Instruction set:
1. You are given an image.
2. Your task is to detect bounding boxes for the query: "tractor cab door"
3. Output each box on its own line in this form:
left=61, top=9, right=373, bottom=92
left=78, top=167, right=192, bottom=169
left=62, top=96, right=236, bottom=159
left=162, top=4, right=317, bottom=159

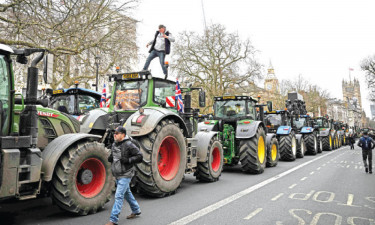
left=0, top=54, right=11, bottom=136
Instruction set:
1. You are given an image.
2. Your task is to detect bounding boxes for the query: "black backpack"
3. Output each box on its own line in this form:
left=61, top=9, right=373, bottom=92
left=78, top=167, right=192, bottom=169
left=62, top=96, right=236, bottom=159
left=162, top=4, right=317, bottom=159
left=362, top=137, right=372, bottom=150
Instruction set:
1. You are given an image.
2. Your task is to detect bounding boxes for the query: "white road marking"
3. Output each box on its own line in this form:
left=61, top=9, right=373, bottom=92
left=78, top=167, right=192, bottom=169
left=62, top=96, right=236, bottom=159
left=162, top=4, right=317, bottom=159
left=289, top=184, right=297, bottom=189
left=300, top=177, right=307, bottom=181
left=168, top=151, right=336, bottom=225
left=346, top=165, right=350, bottom=168
left=317, top=167, right=321, bottom=170
left=271, top=193, right=284, bottom=201
left=310, top=171, right=315, bottom=175
left=243, top=208, right=263, bottom=220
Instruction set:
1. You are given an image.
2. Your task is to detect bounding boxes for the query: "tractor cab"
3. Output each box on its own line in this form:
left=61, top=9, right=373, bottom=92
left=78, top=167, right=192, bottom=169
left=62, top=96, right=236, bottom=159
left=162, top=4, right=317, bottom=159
left=213, top=96, right=257, bottom=122
left=264, top=110, right=291, bottom=133
left=48, top=82, right=101, bottom=118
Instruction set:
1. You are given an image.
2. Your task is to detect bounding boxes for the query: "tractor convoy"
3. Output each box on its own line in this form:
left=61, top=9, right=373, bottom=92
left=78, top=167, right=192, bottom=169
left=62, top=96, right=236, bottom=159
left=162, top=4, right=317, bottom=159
left=0, top=43, right=353, bottom=216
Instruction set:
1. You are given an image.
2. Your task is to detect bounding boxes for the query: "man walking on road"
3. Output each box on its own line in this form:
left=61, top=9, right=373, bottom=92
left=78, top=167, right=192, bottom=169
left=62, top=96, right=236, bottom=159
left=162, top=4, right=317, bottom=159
left=357, top=131, right=374, bottom=174
left=106, top=126, right=143, bottom=225
left=142, top=24, right=175, bottom=78
left=349, top=134, right=355, bottom=150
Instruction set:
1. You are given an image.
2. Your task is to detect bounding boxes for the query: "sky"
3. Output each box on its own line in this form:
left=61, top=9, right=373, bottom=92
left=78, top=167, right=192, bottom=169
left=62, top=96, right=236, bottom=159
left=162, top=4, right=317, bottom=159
left=132, top=0, right=375, bottom=116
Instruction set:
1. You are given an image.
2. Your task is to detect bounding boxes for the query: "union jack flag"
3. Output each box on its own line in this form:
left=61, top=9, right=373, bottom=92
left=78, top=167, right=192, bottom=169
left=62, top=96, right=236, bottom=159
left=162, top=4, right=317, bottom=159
left=175, top=79, right=184, bottom=112
left=100, top=84, right=107, bottom=108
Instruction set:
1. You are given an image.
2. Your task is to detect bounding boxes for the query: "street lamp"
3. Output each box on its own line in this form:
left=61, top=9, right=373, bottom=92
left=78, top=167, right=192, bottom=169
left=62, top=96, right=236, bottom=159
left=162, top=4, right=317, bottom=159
left=95, top=56, right=101, bottom=91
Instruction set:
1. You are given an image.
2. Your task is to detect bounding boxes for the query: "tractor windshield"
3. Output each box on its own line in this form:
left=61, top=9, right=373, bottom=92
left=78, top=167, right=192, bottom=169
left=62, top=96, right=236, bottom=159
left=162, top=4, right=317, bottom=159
left=315, top=119, right=329, bottom=128
left=214, top=100, right=246, bottom=119
left=0, top=55, right=10, bottom=135
left=114, top=80, right=148, bottom=111
left=294, top=118, right=306, bottom=129
left=51, top=95, right=75, bottom=114
left=154, top=80, right=175, bottom=106
left=265, top=114, right=282, bottom=128
left=78, top=95, right=100, bottom=114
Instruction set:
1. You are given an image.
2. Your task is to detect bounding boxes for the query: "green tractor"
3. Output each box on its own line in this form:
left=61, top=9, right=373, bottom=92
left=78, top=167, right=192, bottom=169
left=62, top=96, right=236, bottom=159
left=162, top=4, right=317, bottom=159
left=314, top=116, right=334, bottom=151
left=198, top=95, right=279, bottom=174
left=87, top=71, right=224, bottom=197
left=0, top=44, right=113, bottom=215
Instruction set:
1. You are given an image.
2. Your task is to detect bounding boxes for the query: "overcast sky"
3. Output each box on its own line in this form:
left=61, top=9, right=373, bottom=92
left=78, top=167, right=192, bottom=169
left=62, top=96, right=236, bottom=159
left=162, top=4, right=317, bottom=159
left=133, top=0, right=375, bottom=116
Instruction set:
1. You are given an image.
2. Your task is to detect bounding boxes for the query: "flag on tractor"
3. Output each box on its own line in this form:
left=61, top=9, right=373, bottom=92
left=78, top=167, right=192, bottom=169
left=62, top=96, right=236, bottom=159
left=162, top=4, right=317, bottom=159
left=100, top=84, right=107, bottom=108
left=175, top=79, right=184, bottom=112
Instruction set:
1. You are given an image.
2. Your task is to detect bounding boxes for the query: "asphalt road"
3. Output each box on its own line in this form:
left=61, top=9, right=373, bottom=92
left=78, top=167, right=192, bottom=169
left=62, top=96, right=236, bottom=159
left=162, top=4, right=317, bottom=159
left=1, top=144, right=374, bottom=225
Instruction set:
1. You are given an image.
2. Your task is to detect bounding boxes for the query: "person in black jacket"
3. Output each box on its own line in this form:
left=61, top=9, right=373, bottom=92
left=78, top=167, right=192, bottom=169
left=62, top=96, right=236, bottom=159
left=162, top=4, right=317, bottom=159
left=106, top=126, right=143, bottom=225
left=357, top=131, right=375, bottom=174
left=142, top=24, right=175, bottom=78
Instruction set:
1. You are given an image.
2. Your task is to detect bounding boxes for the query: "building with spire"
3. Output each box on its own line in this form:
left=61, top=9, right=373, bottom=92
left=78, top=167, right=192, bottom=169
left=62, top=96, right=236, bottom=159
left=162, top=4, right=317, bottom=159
left=264, top=61, right=280, bottom=94
left=342, top=78, right=362, bottom=110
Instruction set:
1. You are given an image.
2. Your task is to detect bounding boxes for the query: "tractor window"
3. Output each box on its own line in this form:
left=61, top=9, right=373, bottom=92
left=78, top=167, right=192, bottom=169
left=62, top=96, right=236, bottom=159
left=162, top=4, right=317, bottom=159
left=154, top=80, right=175, bottom=106
left=214, top=100, right=246, bottom=119
left=51, top=95, right=75, bottom=114
left=294, top=117, right=306, bottom=129
left=78, top=95, right=100, bottom=115
left=0, top=55, right=10, bottom=135
left=265, top=114, right=282, bottom=127
left=247, top=101, right=256, bottom=120
left=114, top=80, right=148, bottom=111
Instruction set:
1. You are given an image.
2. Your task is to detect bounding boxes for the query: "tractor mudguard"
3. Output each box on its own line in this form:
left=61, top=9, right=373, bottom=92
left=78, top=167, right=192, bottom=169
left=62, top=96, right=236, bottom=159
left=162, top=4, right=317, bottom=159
left=41, top=133, right=102, bottom=181
left=300, top=127, right=314, bottom=134
left=295, top=133, right=303, bottom=146
left=236, top=121, right=263, bottom=139
left=80, top=108, right=108, bottom=133
left=266, top=133, right=277, bottom=147
left=319, top=129, right=330, bottom=137
left=276, top=126, right=292, bottom=135
left=197, top=120, right=218, bottom=132
left=124, top=107, right=188, bottom=137
left=194, top=131, right=219, bottom=162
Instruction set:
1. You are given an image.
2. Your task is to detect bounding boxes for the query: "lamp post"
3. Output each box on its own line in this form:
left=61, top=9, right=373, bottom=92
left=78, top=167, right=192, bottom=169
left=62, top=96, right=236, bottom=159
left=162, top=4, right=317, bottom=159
left=95, top=56, right=101, bottom=91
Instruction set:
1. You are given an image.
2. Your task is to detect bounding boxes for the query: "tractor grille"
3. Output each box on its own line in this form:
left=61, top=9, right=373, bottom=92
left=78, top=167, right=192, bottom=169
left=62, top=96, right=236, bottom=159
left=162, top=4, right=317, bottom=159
left=39, top=118, right=56, bottom=138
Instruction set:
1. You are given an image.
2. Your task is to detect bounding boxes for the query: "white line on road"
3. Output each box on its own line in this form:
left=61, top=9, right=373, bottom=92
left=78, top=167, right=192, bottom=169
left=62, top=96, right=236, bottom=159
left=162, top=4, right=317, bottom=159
left=168, top=151, right=336, bottom=225
left=271, top=193, right=284, bottom=201
left=317, top=167, right=321, bottom=170
left=289, top=184, right=297, bottom=189
left=243, top=208, right=263, bottom=220
left=300, top=177, right=307, bottom=181
left=310, top=171, right=315, bottom=175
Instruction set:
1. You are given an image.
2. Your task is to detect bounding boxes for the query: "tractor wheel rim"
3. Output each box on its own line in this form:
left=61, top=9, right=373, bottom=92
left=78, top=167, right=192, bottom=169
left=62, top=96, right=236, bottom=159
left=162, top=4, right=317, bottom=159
left=157, top=136, right=180, bottom=181
left=301, top=141, right=305, bottom=155
left=329, top=136, right=332, bottom=147
left=314, top=136, right=317, bottom=150
left=292, top=137, right=297, bottom=156
left=271, top=143, right=277, bottom=161
left=76, top=158, right=106, bottom=198
left=258, top=136, right=265, bottom=164
left=211, top=147, right=221, bottom=172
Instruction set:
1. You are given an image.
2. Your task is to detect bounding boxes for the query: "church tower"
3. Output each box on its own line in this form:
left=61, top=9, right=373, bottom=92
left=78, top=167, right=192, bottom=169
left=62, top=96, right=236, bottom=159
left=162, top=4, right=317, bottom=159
left=264, top=61, right=280, bottom=93
left=342, top=78, right=362, bottom=110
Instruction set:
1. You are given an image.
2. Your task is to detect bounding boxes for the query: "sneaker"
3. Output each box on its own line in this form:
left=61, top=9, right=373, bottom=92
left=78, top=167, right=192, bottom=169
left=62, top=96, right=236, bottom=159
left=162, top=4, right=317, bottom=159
left=127, top=212, right=141, bottom=219
left=365, top=168, right=369, bottom=173
left=370, top=171, right=373, bottom=174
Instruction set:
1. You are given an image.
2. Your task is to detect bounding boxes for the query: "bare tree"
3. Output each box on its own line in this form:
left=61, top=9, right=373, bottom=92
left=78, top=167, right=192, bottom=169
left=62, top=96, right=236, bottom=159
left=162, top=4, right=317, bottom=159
left=360, top=55, right=375, bottom=102
left=0, top=0, right=138, bottom=89
left=171, top=23, right=262, bottom=112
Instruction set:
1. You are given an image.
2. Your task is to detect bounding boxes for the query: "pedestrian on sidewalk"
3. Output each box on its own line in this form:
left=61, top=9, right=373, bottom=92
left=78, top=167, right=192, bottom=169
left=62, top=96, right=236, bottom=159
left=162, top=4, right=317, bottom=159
left=357, top=131, right=375, bottom=174
left=106, top=126, right=143, bottom=225
left=142, top=24, right=175, bottom=78
left=349, top=134, right=355, bottom=150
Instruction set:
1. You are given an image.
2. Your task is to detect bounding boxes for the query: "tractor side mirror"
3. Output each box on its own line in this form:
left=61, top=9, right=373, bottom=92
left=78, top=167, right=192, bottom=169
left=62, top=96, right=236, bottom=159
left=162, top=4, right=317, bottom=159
left=267, top=101, right=273, bottom=112
left=199, top=91, right=206, bottom=108
left=43, top=54, right=54, bottom=84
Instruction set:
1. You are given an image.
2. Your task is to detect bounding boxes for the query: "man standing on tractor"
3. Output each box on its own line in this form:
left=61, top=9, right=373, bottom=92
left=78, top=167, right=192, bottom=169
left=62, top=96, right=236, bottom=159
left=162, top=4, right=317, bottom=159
left=106, top=126, right=143, bottom=225
left=143, top=24, right=175, bottom=78
left=357, top=131, right=375, bottom=174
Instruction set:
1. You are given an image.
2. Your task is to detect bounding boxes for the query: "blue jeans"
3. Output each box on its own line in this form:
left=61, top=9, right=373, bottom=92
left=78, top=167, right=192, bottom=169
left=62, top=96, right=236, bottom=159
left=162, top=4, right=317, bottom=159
left=110, top=177, right=141, bottom=224
left=143, top=50, right=167, bottom=75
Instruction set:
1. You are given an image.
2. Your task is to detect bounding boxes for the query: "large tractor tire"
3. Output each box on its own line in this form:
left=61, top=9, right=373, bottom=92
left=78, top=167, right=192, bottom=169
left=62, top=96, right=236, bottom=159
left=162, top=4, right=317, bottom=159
left=279, top=132, right=297, bottom=161
left=296, top=137, right=306, bottom=158
left=51, top=141, right=114, bottom=215
left=304, top=133, right=317, bottom=155
left=135, top=119, right=186, bottom=197
left=322, top=135, right=332, bottom=151
left=239, top=126, right=267, bottom=174
left=195, top=136, right=224, bottom=182
left=317, top=137, right=323, bottom=153
left=266, top=137, right=279, bottom=167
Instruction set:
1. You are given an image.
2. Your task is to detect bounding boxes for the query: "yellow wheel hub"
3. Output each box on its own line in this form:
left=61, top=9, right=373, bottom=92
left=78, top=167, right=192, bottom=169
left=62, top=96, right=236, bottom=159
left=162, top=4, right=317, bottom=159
left=271, top=144, right=277, bottom=161
left=258, top=136, right=265, bottom=164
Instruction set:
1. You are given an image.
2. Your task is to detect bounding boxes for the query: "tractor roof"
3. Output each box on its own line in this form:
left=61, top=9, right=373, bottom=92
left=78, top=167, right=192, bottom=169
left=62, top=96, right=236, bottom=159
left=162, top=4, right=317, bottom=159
left=51, top=87, right=101, bottom=99
left=214, top=96, right=258, bottom=102
left=109, top=70, right=175, bottom=83
left=0, top=44, right=14, bottom=54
